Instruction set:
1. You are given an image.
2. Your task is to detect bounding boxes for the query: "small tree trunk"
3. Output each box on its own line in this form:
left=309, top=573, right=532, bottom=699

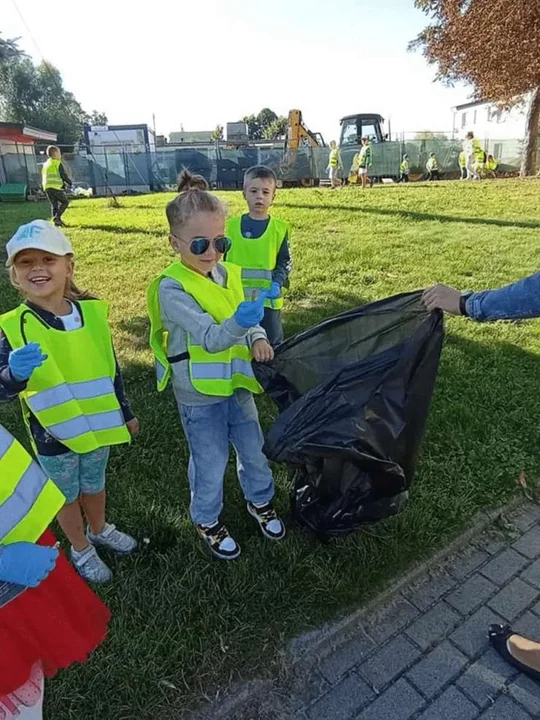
left=521, top=86, right=540, bottom=177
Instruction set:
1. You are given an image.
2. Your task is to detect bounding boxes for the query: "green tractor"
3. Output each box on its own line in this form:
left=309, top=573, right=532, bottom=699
left=339, top=113, right=401, bottom=183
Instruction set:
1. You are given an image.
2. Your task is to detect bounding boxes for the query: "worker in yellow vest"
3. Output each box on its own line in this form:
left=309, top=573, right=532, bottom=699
left=458, top=150, right=468, bottom=180
left=147, top=170, right=285, bottom=561
left=0, top=220, right=139, bottom=585
left=485, top=153, right=499, bottom=178
left=327, top=140, right=343, bottom=188
left=226, top=165, right=291, bottom=346
left=0, top=423, right=111, bottom=720
left=41, top=146, right=72, bottom=228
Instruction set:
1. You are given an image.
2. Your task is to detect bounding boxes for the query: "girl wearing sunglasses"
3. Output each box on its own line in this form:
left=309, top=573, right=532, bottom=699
left=147, top=170, right=285, bottom=560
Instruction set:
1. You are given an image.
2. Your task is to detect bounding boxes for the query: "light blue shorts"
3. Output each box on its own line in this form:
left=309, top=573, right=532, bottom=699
left=38, top=447, right=110, bottom=504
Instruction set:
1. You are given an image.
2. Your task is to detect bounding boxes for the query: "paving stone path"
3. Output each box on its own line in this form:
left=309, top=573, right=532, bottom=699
left=293, top=504, right=540, bottom=720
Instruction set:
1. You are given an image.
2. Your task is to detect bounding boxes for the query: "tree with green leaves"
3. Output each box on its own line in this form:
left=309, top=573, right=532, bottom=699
left=264, top=116, right=288, bottom=140
left=210, top=124, right=224, bottom=141
left=412, top=0, right=540, bottom=175
left=242, top=108, right=287, bottom=140
left=0, top=43, right=106, bottom=146
left=88, top=110, right=108, bottom=126
left=0, top=33, right=24, bottom=62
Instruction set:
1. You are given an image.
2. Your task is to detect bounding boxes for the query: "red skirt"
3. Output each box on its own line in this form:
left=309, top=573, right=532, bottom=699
left=0, top=530, right=111, bottom=696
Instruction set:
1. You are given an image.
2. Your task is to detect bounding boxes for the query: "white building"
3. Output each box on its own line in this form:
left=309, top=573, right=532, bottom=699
left=83, top=124, right=156, bottom=153
left=169, top=130, right=213, bottom=144
left=451, top=95, right=535, bottom=166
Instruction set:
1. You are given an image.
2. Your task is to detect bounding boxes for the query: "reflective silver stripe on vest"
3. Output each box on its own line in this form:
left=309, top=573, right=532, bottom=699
left=242, top=269, right=272, bottom=281
left=0, top=460, right=48, bottom=543
left=191, top=358, right=255, bottom=381
left=0, top=427, right=13, bottom=457
left=48, top=409, right=125, bottom=442
left=27, top=377, right=115, bottom=414
left=156, top=359, right=166, bottom=382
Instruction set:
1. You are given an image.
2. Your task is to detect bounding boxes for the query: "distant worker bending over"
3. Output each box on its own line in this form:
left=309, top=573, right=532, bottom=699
left=327, top=141, right=343, bottom=189
left=42, top=145, right=72, bottom=228
left=426, top=152, right=440, bottom=181
left=485, top=153, right=499, bottom=179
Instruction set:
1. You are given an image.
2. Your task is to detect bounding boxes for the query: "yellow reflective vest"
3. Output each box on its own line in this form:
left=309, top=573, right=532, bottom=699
left=0, top=424, right=64, bottom=545
left=147, top=261, right=262, bottom=396
left=329, top=148, right=341, bottom=168
left=0, top=301, right=130, bottom=454
left=226, top=216, right=289, bottom=310
left=42, top=158, right=63, bottom=191
left=485, top=157, right=499, bottom=171
left=458, top=151, right=467, bottom=168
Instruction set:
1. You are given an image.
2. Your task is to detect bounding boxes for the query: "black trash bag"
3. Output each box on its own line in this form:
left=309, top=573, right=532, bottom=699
left=254, top=291, right=444, bottom=539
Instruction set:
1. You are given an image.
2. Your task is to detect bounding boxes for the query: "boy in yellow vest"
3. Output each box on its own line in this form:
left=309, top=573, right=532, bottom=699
left=226, top=166, right=291, bottom=346
left=42, top=146, right=72, bottom=228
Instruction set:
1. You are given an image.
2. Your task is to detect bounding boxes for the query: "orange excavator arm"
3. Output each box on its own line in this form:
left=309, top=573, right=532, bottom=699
left=286, top=109, right=326, bottom=150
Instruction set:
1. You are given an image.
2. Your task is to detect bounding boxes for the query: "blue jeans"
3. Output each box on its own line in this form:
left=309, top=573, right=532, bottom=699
left=179, top=392, right=275, bottom=526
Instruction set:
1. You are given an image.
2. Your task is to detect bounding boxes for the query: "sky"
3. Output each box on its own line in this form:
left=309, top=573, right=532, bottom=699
left=3, top=0, right=470, bottom=142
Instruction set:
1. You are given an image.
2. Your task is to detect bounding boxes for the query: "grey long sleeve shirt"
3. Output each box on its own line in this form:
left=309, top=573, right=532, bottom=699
left=158, top=264, right=267, bottom=406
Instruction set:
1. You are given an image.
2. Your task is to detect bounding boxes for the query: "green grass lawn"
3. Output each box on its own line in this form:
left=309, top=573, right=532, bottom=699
left=1, top=179, right=540, bottom=719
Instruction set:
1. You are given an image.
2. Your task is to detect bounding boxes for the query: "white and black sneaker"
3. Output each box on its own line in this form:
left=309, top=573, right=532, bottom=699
left=247, top=502, right=286, bottom=541
left=196, top=522, right=241, bottom=560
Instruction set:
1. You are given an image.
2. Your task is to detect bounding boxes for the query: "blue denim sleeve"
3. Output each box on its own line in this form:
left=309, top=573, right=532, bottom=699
left=465, top=272, right=540, bottom=321
left=272, top=235, right=292, bottom=288
left=0, top=333, right=28, bottom=401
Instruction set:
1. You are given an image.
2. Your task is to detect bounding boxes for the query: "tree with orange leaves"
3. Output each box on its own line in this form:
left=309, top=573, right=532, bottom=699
left=411, top=1, right=540, bottom=176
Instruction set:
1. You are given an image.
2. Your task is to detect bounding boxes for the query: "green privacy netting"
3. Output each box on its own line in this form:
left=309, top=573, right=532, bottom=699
left=0, top=137, right=532, bottom=195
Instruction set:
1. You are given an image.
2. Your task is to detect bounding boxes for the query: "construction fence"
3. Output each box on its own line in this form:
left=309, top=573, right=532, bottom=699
left=0, top=137, right=535, bottom=196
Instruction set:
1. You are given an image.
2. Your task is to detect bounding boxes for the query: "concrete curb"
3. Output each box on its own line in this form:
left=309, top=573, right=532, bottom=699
left=192, top=495, right=527, bottom=720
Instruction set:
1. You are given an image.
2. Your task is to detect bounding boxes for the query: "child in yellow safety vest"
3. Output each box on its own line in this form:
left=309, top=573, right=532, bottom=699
left=225, top=165, right=291, bottom=346
left=0, top=220, right=138, bottom=585
left=357, top=137, right=373, bottom=189
left=426, top=153, right=440, bottom=181
left=458, top=151, right=468, bottom=180
left=147, top=170, right=286, bottom=561
left=327, top=140, right=343, bottom=188
left=0, top=424, right=110, bottom=720
left=485, top=154, right=499, bottom=178
left=399, top=154, right=410, bottom=183
left=41, top=145, right=72, bottom=228
left=348, top=151, right=361, bottom=184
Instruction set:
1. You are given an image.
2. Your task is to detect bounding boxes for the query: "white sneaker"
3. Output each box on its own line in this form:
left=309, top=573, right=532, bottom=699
left=87, top=522, right=137, bottom=554
left=71, top=544, right=112, bottom=584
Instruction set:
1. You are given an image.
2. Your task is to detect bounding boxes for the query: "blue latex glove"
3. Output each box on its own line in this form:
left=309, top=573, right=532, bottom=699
left=267, top=281, right=282, bottom=300
left=234, top=291, right=267, bottom=329
left=0, top=542, right=59, bottom=588
left=8, top=343, right=47, bottom=381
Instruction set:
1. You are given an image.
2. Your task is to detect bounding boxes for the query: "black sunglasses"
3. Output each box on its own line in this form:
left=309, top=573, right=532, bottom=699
left=183, top=235, right=231, bottom=256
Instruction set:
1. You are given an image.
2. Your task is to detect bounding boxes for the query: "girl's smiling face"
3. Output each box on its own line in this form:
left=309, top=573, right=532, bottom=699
left=12, top=249, right=73, bottom=301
